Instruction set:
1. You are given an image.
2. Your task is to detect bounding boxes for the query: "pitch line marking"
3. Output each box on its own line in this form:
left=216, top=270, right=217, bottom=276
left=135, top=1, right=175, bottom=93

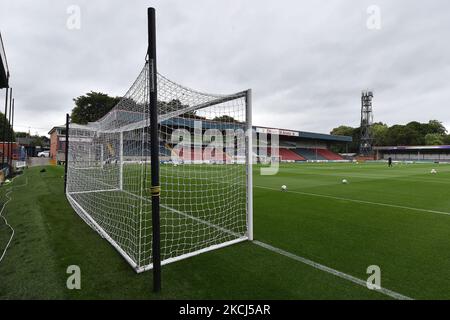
left=255, top=185, right=450, bottom=217
left=253, top=240, right=412, bottom=300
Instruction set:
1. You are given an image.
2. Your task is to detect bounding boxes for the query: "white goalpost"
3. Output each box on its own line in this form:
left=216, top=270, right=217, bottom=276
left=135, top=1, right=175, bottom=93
left=65, top=9, right=252, bottom=280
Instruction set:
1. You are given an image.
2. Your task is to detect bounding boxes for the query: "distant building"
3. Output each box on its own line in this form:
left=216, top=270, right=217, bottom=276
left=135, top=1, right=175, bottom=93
left=16, top=136, right=50, bottom=157
left=48, top=125, right=66, bottom=164
left=375, top=145, right=450, bottom=162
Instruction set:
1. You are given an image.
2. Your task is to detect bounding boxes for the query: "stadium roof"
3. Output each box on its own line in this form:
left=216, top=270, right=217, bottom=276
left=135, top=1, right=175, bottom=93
left=374, top=145, right=450, bottom=151
left=50, top=121, right=353, bottom=143
left=254, top=126, right=352, bottom=142
left=0, top=32, right=9, bottom=88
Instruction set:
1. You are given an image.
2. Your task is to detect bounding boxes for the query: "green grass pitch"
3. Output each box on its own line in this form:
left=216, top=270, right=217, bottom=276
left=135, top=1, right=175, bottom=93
left=1, top=162, right=450, bottom=299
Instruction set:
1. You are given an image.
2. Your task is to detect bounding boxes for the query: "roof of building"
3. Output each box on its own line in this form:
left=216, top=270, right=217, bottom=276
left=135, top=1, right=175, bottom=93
left=374, top=145, right=450, bottom=151
left=50, top=121, right=353, bottom=143
left=48, top=125, right=65, bottom=135
left=0, top=32, right=9, bottom=89
left=254, top=126, right=352, bottom=142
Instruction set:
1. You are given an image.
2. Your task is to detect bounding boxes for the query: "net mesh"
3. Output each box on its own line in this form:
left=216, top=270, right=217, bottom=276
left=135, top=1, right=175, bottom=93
left=66, top=62, right=250, bottom=271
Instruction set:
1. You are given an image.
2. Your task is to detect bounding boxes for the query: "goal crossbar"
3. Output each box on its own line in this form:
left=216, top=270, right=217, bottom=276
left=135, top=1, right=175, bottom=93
left=81, top=90, right=248, bottom=134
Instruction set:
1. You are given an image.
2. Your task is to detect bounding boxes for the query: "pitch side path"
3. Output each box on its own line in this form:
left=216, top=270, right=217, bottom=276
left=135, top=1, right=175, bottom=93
left=1, top=162, right=450, bottom=299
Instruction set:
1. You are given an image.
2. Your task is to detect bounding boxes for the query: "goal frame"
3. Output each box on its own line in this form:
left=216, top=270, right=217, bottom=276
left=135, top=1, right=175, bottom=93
left=65, top=7, right=253, bottom=293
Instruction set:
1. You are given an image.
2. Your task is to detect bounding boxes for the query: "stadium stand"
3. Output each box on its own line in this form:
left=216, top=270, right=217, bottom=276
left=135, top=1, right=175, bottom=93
left=375, top=145, right=450, bottom=162
left=316, top=148, right=344, bottom=160
left=294, top=148, right=327, bottom=160
left=172, top=147, right=231, bottom=162
left=279, top=148, right=305, bottom=161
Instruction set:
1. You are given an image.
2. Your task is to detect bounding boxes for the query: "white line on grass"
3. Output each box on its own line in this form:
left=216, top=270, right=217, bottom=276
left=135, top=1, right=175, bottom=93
left=255, top=185, right=450, bottom=217
left=253, top=240, right=412, bottom=300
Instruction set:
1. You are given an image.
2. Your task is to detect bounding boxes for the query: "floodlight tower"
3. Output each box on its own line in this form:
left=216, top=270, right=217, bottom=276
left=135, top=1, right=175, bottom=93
left=360, top=90, right=374, bottom=156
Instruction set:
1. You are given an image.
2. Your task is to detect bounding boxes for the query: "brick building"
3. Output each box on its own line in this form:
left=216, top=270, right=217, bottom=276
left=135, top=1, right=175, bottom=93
left=48, top=125, right=66, bottom=164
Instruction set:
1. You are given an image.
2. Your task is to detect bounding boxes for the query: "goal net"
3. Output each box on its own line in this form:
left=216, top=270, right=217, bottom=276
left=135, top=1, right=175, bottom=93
left=66, top=62, right=252, bottom=272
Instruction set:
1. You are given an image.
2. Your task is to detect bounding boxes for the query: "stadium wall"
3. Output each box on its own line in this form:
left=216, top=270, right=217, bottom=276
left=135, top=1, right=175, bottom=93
left=375, top=145, right=450, bottom=162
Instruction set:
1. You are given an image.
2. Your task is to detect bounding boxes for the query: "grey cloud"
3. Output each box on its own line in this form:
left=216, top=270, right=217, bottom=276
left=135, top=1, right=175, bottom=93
left=1, top=0, right=449, bottom=136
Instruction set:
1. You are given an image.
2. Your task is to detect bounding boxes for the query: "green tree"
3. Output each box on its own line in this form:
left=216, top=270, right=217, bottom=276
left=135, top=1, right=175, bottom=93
left=425, top=120, right=447, bottom=135
left=385, top=125, right=423, bottom=146
left=405, top=121, right=426, bottom=137
left=330, top=125, right=359, bottom=153
left=331, top=119, right=449, bottom=149
left=71, top=91, right=121, bottom=124
left=424, top=133, right=444, bottom=145
left=212, top=115, right=239, bottom=123
left=15, top=131, right=28, bottom=138
left=443, top=135, right=450, bottom=145
left=158, top=99, right=205, bottom=120
left=330, top=125, right=354, bottom=137
left=372, top=122, right=388, bottom=146
left=0, top=112, right=15, bottom=142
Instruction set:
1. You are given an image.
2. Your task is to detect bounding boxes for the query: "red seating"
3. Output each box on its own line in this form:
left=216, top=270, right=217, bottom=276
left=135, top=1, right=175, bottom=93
left=278, top=148, right=306, bottom=161
left=316, top=149, right=343, bottom=160
left=173, top=147, right=232, bottom=162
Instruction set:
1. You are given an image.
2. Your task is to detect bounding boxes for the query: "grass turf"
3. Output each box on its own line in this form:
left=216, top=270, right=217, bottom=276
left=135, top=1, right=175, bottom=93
left=1, top=162, right=450, bottom=299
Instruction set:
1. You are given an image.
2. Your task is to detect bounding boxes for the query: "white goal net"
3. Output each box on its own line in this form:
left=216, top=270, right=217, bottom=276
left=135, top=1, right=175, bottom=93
left=66, top=62, right=252, bottom=272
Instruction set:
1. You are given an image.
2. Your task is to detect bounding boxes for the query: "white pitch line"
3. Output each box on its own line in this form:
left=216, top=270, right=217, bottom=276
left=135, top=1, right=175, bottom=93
left=255, top=185, right=450, bottom=217
left=253, top=240, right=412, bottom=300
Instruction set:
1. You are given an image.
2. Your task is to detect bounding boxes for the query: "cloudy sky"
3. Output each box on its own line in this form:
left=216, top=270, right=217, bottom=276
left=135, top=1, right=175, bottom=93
left=1, top=0, right=450, bottom=136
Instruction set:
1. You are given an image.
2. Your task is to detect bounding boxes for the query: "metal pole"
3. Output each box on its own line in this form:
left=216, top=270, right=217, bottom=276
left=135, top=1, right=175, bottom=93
left=10, top=98, right=14, bottom=167
left=315, top=142, right=318, bottom=160
left=148, top=7, right=161, bottom=293
left=2, top=87, right=8, bottom=167
left=245, top=89, right=253, bottom=241
left=119, top=131, right=123, bottom=190
left=64, top=113, right=69, bottom=194
left=8, top=92, right=12, bottom=168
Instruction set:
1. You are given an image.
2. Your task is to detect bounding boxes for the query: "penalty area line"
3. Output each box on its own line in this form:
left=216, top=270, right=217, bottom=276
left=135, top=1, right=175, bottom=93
left=253, top=240, right=412, bottom=300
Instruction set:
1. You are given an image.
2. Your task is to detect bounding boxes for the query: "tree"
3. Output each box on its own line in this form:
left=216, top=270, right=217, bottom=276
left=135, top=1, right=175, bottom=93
left=331, top=120, right=449, bottom=150
left=15, top=131, right=29, bottom=138
left=443, top=135, right=450, bottom=145
left=330, top=125, right=359, bottom=153
left=425, top=120, right=447, bottom=135
left=330, top=125, right=354, bottom=137
left=157, top=99, right=205, bottom=120
left=372, top=122, right=388, bottom=146
left=0, top=112, right=15, bottom=142
left=384, top=125, right=423, bottom=146
left=212, top=115, right=239, bottom=123
left=71, top=91, right=121, bottom=124
left=424, top=133, right=444, bottom=145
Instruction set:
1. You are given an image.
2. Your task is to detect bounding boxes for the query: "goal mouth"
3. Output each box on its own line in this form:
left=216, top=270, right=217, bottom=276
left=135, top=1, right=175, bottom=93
left=66, top=62, right=252, bottom=272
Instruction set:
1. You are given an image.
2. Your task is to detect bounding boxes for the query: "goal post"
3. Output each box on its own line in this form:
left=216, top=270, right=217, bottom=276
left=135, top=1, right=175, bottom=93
left=147, top=6, right=161, bottom=293
left=119, top=131, right=124, bottom=190
left=245, top=89, right=253, bottom=241
left=65, top=7, right=253, bottom=291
